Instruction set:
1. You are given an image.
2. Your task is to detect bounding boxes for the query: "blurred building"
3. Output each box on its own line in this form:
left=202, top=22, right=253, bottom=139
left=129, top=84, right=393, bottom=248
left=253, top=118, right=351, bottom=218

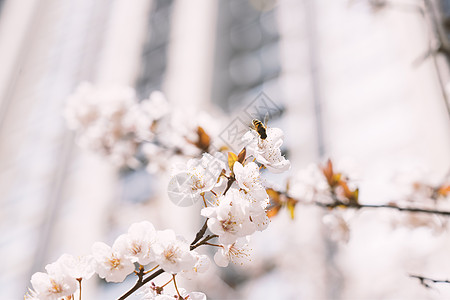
left=0, top=0, right=449, bottom=299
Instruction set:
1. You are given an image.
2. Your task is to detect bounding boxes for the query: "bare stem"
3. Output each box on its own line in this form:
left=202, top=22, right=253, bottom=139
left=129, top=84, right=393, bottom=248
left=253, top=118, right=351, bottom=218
left=77, top=279, right=82, bottom=300
left=173, top=275, right=183, bottom=299
left=410, top=274, right=450, bottom=288
left=315, top=201, right=450, bottom=216
left=223, top=176, right=235, bottom=196
left=190, top=219, right=209, bottom=247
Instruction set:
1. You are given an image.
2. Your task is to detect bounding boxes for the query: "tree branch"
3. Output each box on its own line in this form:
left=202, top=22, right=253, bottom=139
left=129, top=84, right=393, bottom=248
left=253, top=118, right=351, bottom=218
left=315, top=201, right=450, bottom=216
left=410, top=274, right=450, bottom=288
left=223, top=176, right=235, bottom=196
left=190, top=219, right=209, bottom=247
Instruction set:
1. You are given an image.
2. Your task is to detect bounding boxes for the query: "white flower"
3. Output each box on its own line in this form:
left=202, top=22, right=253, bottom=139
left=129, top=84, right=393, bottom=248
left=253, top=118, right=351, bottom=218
left=144, top=90, right=170, bottom=121
left=242, top=127, right=290, bottom=173
left=124, top=91, right=170, bottom=141
left=201, top=189, right=256, bottom=244
left=30, top=264, right=78, bottom=300
left=24, top=288, right=39, bottom=300
left=153, top=229, right=197, bottom=274
left=237, top=189, right=270, bottom=232
left=289, top=163, right=330, bottom=203
left=233, top=162, right=262, bottom=191
left=114, top=221, right=157, bottom=266
left=250, top=208, right=270, bottom=231
left=91, top=242, right=135, bottom=282
left=168, top=153, right=226, bottom=205
left=64, top=82, right=139, bottom=166
left=180, top=253, right=210, bottom=279
left=52, top=254, right=95, bottom=280
left=213, top=239, right=251, bottom=268
left=322, top=212, right=351, bottom=243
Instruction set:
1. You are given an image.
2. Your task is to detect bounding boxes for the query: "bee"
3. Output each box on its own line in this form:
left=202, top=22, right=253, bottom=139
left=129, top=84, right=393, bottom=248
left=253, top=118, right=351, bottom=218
left=251, top=114, right=269, bottom=139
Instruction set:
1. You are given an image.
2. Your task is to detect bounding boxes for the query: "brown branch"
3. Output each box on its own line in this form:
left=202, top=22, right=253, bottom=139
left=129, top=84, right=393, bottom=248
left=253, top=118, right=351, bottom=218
left=315, top=201, right=450, bottom=216
left=190, top=219, right=209, bottom=247
left=191, top=234, right=219, bottom=251
left=223, top=176, right=235, bottom=196
left=410, top=274, right=450, bottom=289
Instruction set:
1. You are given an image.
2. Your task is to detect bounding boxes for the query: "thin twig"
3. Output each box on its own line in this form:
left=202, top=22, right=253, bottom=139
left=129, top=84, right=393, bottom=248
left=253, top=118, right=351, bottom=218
left=410, top=274, right=450, bottom=288
left=223, top=176, right=235, bottom=196
left=315, top=201, right=450, bottom=216
left=190, top=219, right=208, bottom=247
left=191, top=234, right=219, bottom=250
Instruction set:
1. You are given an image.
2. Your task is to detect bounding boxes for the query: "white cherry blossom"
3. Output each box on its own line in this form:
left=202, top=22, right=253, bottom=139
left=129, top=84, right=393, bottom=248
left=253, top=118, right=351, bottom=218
left=201, top=189, right=256, bottom=244
left=24, top=288, right=39, bottom=300
left=91, top=242, right=135, bottom=283
left=153, top=229, right=197, bottom=274
left=242, top=127, right=290, bottom=173
left=168, top=152, right=226, bottom=205
left=213, top=238, right=251, bottom=268
left=114, top=221, right=157, bottom=266
left=180, top=253, right=210, bottom=279
left=30, top=264, right=78, bottom=300
left=52, top=253, right=95, bottom=280
left=289, top=163, right=330, bottom=203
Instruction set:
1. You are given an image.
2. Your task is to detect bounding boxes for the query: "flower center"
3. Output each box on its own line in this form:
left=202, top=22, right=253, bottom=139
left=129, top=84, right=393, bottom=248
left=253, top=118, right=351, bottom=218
left=108, top=256, right=121, bottom=269
left=164, top=247, right=177, bottom=263
left=131, top=242, right=142, bottom=255
left=221, top=215, right=237, bottom=233
left=49, top=279, right=62, bottom=294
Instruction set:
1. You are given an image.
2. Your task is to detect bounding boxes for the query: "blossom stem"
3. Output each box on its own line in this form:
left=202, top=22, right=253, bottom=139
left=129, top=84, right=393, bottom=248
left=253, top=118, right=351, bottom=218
left=201, top=193, right=207, bottom=207
left=410, top=274, right=450, bottom=288
left=172, top=275, right=184, bottom=300
left=143, top=265, right=159, bottom=275
left=203, top=242, right=221, bottom=247
left=191, top=234, right=218, bottom=250
left=77, top=279, right=82, bottom=300
left=161, top=277, right=174, bottom=288
left=223, top=176, right=235, bottom=196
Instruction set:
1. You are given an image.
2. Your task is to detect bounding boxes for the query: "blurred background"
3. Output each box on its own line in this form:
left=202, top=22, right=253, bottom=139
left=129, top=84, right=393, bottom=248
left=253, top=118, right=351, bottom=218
left=0, top=0, right=450, bottom=299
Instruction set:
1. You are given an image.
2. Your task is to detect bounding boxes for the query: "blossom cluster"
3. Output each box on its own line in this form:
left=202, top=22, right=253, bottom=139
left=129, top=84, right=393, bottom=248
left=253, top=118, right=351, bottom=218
left=30, top=85, right=292, bottom=299
left=168, top=125, right=291, bottom=267
left=26, top=221, right=209, bottom=300
left=65, top=83, right=223, bottom=172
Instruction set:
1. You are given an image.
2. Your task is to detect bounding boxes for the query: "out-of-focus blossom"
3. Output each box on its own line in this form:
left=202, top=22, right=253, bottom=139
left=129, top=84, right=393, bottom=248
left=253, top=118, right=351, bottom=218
left=64, top=82, right=139, bottom=166
left=91, top=242, right=135, bottom=283
left=124, top=91, right=170, bottom=141
left=322, top=212, right=351, bottom=243
left=289, top=163, right=330, bottom=203
left=242, top=127, right=290, bottom=173
left=24, top=288, right=39, bottom=300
